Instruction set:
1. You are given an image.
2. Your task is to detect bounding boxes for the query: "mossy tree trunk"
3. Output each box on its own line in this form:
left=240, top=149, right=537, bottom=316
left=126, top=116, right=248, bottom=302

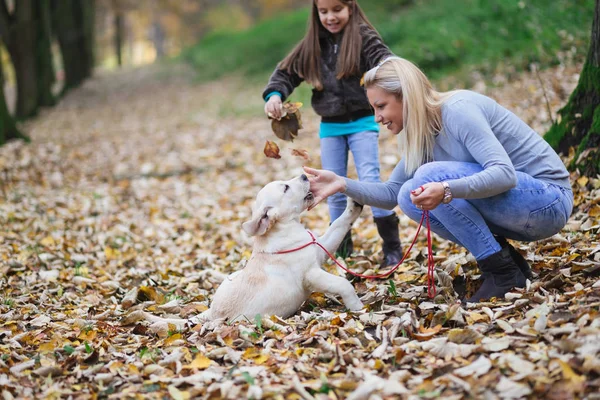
left=0, top=48, right=29, bottom=145
left=545, top=0, right=600, bottom=177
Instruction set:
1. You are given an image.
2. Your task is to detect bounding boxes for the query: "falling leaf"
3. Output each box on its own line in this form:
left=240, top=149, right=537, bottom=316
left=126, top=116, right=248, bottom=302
left=264, top=140, right=281, bottom=159
left=290, top=148, right=310, bottom=161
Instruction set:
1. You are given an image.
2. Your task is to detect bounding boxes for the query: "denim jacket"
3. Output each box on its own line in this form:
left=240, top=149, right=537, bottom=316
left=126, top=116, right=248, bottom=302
left=262, top=25, right=393, bottom=122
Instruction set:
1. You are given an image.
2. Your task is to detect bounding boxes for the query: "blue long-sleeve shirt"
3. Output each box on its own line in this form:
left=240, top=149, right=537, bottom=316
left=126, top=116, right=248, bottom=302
left=344, top=90, right=571, bottom=209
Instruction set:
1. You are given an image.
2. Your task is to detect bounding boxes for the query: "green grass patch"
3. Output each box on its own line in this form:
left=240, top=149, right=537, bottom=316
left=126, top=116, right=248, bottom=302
left=183, top=0, right=594, bottom=86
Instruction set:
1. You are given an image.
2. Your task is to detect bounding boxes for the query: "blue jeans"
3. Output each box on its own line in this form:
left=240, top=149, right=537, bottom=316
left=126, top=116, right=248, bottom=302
left=398, top=161, right=573, bottom=260
left=320, top=131, right=394, bottom=221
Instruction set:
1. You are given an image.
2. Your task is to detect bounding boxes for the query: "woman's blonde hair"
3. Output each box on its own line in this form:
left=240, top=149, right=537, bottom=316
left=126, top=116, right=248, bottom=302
left=363, top=57, right=458, bottom=175
left=279, top=0, right=379, bottom=90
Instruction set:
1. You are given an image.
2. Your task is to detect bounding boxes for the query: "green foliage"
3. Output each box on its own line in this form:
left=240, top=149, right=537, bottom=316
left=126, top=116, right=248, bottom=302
left=183, top=0, right=594, bottom=84
left=180, top=10, right=308, bottom=82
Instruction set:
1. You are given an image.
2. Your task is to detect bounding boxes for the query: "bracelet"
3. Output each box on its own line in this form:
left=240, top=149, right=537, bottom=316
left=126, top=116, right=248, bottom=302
left=441, top=181, right=453, bottom=204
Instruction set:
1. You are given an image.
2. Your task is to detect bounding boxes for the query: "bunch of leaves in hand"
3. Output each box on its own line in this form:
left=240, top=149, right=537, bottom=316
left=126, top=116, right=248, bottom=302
left=270, top=102, right=303, bottom=142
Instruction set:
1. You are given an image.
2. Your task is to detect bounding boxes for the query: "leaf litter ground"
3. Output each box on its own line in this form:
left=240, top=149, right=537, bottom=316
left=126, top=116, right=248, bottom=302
left=0, top=62, right=599, bottom=399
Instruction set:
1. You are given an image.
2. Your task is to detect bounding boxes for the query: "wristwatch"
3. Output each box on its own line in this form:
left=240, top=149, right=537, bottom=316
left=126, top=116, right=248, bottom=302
left=441, top=181, right=453, bottom=204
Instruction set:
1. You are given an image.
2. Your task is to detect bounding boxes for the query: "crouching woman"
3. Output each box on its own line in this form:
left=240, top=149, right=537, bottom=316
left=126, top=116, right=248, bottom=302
left=304, top=57, right=573, bottom=302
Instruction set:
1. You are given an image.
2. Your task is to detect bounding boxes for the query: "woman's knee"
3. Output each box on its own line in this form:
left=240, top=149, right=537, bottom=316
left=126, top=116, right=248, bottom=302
left=398, top=183, right=420, bottom=220
left=412, top=162, right=448, bottom=185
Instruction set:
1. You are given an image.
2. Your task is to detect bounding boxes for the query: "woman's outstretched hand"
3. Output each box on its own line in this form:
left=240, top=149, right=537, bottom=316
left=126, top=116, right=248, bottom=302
left=303, top=166, right=346, bottom=210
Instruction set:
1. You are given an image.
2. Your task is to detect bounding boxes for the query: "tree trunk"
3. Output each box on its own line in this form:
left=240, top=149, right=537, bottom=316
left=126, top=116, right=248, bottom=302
left=75, top=0, right=95, bottom=79
left=35, top=0, right=56, bottom=107
left=53, top=0, right=87, bottom=91
left=545, top=0, right=600, bottom=177
left=115, top=11, right=124, bottom=67
left=7, top=0, right=38, bottom=119
left=0, top=51, right=29, bottom=145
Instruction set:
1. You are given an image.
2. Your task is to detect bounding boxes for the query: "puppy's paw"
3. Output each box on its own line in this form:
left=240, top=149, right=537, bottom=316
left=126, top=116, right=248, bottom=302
left=343, top=198, right=363, bottom=221
left=346, top=298, right=364, bottom=312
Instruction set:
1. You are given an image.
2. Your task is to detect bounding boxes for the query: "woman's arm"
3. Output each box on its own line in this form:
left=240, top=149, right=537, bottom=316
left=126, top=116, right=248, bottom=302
left=443, top=100, right=517, bottom=199
left=304, top=160, right=408, bottom=210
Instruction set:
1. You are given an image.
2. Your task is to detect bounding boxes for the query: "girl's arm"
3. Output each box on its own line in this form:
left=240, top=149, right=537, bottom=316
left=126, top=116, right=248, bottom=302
left=262, top=66, right=304, bottom=102
left=443, top=101, right=517, bottom=199
left=360, top=25, right=394, bottom=70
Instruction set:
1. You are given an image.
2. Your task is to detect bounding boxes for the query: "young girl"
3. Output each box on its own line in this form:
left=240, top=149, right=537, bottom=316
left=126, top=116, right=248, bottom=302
left=263, top=0, right=402, bottom=267
left=304, top=57, right=573, bottom=302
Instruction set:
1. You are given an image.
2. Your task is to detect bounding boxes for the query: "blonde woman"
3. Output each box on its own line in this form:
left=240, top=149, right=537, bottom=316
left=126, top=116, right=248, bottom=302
left=304, top=57, right=573, bottom=302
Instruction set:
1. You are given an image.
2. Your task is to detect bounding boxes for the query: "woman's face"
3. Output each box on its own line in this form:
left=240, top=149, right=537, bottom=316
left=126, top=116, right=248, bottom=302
left=315, top=0, right=351, bottom=35
left=367, top=86, right=404, bottom=135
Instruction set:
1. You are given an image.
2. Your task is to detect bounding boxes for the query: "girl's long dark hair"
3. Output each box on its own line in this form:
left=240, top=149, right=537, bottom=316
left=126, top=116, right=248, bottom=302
left=279, top=0, right=378, bottom=90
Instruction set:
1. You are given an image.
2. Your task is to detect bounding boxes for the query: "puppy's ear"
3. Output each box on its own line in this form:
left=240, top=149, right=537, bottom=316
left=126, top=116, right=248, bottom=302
left=242, top=206, right=275, bottom=236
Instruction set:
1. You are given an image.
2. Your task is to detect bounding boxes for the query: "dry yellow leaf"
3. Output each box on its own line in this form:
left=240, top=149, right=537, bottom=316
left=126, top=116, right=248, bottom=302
left=557, top=360, right=586, bottom=385
left=104, top=246, right=120, bottom=260
left=168, top=385, right=190, bottom=400
left=40, top=236, right=55, bottom=247
left=38, top=342, right=55, bottom=353
left=184, top=354, right=212, bottom=370
left=164, top=333, right=182, bottom=346
left=78, top=330, right=97, bottom=341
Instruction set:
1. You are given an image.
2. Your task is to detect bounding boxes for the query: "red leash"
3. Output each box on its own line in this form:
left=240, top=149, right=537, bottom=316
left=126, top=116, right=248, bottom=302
left=274, top=210, right=437, bottom=298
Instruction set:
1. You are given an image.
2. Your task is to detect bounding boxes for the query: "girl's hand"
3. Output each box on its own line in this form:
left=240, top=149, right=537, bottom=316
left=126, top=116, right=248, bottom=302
left=410, top=182, right=445, bottom=211
left=303, top=166, right=346, bottom=210
left=265, top=95, right=283, bottom=120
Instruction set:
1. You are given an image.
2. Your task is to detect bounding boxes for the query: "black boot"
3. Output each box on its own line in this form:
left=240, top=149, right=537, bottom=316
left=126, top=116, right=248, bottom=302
left=494, top=235, right=535, bottom=280
left=335, top=230, right=353, bottom=259
left=374, top=214, right=403, bottom=267
left=467, top=247, right=527, bottom=302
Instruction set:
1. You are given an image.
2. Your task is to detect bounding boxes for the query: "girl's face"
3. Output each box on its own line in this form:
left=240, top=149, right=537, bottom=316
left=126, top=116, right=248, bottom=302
left=315, top=0, right=351, bottom=35
left=367, top=86, right=404, bottom=135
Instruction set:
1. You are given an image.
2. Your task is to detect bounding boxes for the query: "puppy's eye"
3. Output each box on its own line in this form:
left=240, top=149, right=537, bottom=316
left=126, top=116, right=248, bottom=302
left=283, top=184, right=290, bottom=193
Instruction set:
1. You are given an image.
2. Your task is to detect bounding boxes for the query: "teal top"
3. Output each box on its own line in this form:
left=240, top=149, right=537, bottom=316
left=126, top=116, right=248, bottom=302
left=319, top=115, right=379, bottom=138
left=265, top=91, right=379, bottom=138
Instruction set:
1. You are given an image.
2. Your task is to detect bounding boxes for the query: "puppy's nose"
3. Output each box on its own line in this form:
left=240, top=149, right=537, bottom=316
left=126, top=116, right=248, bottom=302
left=301, top=174, right=308, bottom=181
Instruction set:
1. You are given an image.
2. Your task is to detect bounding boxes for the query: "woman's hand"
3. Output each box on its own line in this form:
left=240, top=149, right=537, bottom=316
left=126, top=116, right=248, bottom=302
left=264, top=95, right=283, bottom=120
left=410, top=182, right=445, bottom=211
left=303, top=166, right=346, bottom=210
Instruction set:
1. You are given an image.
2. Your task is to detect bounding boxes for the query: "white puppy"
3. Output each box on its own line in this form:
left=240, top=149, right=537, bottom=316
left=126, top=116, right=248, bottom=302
left=199, top=174, right=364, bottom=322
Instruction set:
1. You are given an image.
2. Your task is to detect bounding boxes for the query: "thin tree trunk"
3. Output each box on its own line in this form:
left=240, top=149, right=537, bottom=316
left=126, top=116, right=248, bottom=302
left=0, top=52, right=28, bottom=145
left=115, top=11, right=124, bottom=67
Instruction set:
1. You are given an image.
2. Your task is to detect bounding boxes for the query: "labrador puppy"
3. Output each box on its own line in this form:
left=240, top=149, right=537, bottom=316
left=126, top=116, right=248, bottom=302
left=198, top=174, right=364, bottom=322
